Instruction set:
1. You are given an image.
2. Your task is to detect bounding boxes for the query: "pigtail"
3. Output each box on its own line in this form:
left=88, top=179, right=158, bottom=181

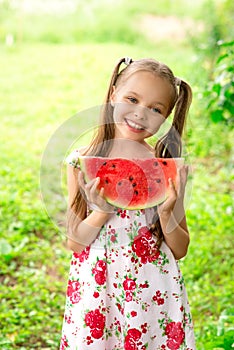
left=172, top=79, right=192, bottom=137
left=155, top=80, right=192, bottom=158
left=105, top=57, right=127, bottom=101
left=69, top=58, right=132, bottom=226
left=87, top=58, right=132, bottom=156
left=152, top=80, right=192, bottom=248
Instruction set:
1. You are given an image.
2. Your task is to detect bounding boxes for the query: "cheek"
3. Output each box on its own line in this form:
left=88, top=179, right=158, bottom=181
left=147, top=114, right=166, bottom=134
left=113, top=103, right=135, bottom=122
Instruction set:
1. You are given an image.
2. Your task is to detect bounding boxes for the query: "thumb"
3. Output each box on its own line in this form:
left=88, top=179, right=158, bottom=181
left=99, top=187, right=105, bottom=198
left=168, top=178, right=177, bottom=197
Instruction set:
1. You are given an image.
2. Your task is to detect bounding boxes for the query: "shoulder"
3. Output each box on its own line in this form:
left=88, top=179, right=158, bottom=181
left=65, top=146, right=88, bottom=168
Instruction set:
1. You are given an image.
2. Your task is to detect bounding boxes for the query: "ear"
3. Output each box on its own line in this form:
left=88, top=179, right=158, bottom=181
left=110, top=86, right=116, bottom=107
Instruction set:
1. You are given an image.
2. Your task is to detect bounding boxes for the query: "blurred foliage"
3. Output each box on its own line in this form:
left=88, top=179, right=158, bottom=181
left=189, top=0, right=234, bottom=126
left=204, top=40, right=234, bottom=125
left=192, top=0, right=234, bottom=57
left=0, top=0, right=205, bottom=45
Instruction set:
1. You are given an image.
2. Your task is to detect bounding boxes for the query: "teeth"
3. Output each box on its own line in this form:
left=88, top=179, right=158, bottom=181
left=127, top=119, right=144, bottom=130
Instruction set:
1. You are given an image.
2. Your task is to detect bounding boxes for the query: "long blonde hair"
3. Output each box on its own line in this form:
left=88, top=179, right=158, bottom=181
left=70, top=57, right=192, bottom=246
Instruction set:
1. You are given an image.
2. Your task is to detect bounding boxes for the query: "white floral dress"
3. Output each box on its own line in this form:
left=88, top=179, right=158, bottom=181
left=60, top=150, right=196, bottom=350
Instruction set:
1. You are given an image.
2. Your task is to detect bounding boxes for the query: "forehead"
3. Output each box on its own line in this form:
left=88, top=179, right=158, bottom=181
left=116, top=70, right=173, bottom=102
left=118, top=70, right=169, bottom=88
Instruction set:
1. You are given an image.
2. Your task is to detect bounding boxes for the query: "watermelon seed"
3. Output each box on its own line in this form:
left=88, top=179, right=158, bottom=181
left=154, top=161, right=158, bottom=166
left=134, top=190, right=138, bottom=195
left=103, top=162, right=107, bottom=166
left=132, top=183, right=137, bottom=187
left=118, top=182, right=122, bottom=186
left=112, top=164, right=116, bottom=168
left=129, top=176, right=134, bottom=181
left=105, top=179, right=109, bottom=184
left=156, top=179, right=161, bottom=183
left=162, top=161, right=167, bottom=165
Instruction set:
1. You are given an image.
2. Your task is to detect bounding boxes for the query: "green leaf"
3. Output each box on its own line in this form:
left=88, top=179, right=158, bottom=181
left=212, top=83, right=221, bottom=95
left=218, top=40, right=234, bottom=48
left=216, top=53, right=228, bottom=64
left=210, top=110, right=225, bottom=123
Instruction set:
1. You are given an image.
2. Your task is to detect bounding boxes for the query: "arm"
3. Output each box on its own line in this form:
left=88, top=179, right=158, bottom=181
left=159, top=166, right=190, bottom=260
left=66, top=165, right=113, bottom=253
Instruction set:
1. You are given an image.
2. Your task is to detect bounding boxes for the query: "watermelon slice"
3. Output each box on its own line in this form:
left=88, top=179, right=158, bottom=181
left=79, top=156, right=184, bottom=210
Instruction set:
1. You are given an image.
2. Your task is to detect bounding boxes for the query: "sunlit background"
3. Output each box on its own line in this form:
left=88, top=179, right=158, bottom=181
left=0, top=0, right=233, bottom=348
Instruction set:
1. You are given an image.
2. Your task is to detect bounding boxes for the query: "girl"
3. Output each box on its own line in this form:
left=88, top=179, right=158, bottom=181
left=60, top=57, right=196, bottom=349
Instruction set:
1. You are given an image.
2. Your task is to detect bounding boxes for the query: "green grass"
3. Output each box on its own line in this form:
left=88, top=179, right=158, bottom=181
left=0, top=1, right=233, bottom=348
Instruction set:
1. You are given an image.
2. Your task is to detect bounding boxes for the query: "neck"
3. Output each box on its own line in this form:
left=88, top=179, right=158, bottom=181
left=108, top=138, right=155, bottom=158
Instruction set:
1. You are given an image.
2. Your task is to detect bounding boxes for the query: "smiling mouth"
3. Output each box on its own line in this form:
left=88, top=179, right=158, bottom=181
left=125, top=119, right=145, bottom=131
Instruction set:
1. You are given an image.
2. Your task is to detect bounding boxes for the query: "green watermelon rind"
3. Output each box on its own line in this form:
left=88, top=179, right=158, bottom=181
left=79, top=156, right=184, bottom=210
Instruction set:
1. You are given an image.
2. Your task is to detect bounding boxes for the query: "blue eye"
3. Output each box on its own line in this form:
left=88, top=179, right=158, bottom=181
left=128, top=97, right=138, bottom=104
left=151, top=107, right=161, bottom=114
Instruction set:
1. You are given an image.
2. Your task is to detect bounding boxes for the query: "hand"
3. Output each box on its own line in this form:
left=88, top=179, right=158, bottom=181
left=158, top=165, right=189, bottom=216
left=78, top=171, right=115, bottom=214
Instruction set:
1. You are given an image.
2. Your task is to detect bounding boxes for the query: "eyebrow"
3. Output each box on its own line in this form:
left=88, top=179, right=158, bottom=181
left=126, top=91, right=167, bottom=108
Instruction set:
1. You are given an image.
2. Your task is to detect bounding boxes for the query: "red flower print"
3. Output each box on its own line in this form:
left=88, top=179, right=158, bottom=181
left=124, top=328, right=142, bottom=350
left=132, top=226, right=160, bottom=264
left=84, top=309, right=106, bottom=339
left=73, top=246, right=90, bottom=262
left=90, top=327, right=103, bottom=339
left=64, top=314, right=72, bottom=324
left=86, top=335, right=93, bottom=345
left=116, top=209, right=130, bottom=218
left=165, top=322, right=185, bottom=350
left=60, top=335, right=69, bottom=349
left=128, top=328, right=141, bottom=340
left=131, top=311, right=137, bottom=317
left=66, top=280, right=81, bottom=304
left=116, top=302, right=124, bottom=314
left=141, top=322, right=148, bottom=334
left=125, top=291, right=133, bottom=302
left=111, top=234, right=117, bottom=242
left=124, top=337, right=137, bottom=350
left=152, top=290, right=165, bottom=306
left=93, top=291, right=99, bottom=298
left=123, top=278, right=136, bottom=292
left=123, top=277, right=136, bottom=302
left=138, top=226, right=152, bottom=238
left=92, top=259, right=107, bottom=285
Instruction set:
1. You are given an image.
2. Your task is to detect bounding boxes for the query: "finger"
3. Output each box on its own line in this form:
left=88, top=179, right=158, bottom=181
left=163, top=178, right=177, bottom=207
left=89, top=177, right=101, bottom=202
left=85, top=177, right=99, bottom=191
left=176, top=166, right=187, bottom=192
left=99, top=187, right=105, bottom=198
left=177, top=166, right=188, bottom=199
left=158, top=179, right=177, bottom=214
left=169, top=177, right=177, bottom=197
left=89, top=177, right=100, bottom=193
left=181, top=165, right=188, bottom=182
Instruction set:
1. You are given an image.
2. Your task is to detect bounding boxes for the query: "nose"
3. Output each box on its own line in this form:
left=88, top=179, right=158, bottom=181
left=134, top=105, right=146, bottom=120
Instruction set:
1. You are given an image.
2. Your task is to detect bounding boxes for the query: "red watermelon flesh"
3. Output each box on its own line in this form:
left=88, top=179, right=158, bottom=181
left=79, top=156, right=183, bottom=210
